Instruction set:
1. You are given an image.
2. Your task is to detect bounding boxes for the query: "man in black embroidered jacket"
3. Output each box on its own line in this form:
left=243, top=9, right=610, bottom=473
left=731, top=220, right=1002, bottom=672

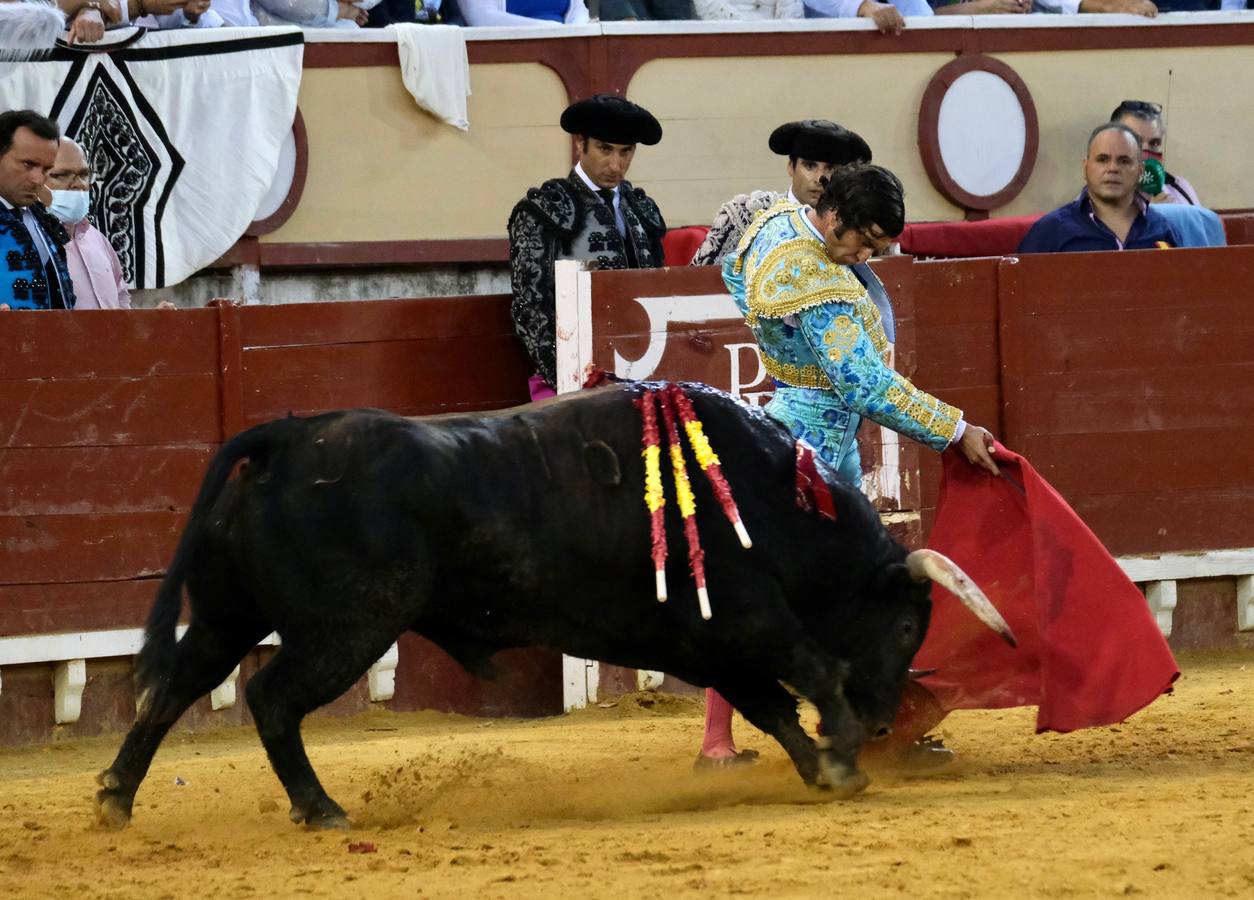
left=508, top=94, right=667, bottom=395
left=0, top=110, right=75, bottom=311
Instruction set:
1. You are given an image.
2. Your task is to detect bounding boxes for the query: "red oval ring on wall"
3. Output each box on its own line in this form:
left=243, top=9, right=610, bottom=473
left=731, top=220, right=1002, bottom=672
left=246, top=108, right=309, bottom=238
left=917, top=55, right=1039, bottom=214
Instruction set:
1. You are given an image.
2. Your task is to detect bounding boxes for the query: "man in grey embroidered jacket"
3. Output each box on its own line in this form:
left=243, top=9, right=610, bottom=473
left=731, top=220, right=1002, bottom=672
left=691, top=119, right=871, bottom=268
left=508, top=94, right=667, bottom=397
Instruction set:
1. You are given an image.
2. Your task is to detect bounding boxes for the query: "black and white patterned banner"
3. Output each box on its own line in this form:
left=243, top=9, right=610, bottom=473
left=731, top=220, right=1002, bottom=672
left=1, top=27, right=303, bottom=289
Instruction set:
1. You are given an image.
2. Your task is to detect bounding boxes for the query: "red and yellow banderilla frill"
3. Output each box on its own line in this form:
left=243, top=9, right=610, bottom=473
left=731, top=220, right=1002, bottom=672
left=657, top=388, right=711, bottom=620
left=666, top=385, right=752, bottom=551
left=638, top=383, right=753, bottom=621
left=638, top=389, right=668, bottom=603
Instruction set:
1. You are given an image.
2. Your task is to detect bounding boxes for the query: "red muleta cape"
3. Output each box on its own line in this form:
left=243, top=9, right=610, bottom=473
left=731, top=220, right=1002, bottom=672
left=914, top=443, right=1179, bottom=733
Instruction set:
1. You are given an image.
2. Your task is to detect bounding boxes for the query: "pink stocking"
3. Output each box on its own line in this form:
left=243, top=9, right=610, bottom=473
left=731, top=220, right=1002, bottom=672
left=701, top=688, right=738, bottom=758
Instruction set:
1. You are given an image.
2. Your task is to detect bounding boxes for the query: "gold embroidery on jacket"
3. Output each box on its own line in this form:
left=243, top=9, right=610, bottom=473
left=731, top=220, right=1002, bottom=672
left=745, top=241, right=866, bottom=325
left=885, top=384, right=960, bottom=442
left=762, top=356, right=829, bottom=389
left=822, top=315, right=861, bottom=363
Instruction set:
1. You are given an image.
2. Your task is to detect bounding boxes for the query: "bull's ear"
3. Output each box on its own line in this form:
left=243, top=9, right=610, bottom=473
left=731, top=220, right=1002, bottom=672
left=584, top=440, right=621, bottom=486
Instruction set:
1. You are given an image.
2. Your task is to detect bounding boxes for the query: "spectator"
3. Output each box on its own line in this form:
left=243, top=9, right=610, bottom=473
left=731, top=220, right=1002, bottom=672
left=507, top=94, right=666, bottom=398
left=454, top=0, right=589, bottom=24
left=801, top=0, right=917, bottom=34
left=106, top=0, right=364, bottom=29
left=600, top=0, right=691, bottom=19
left=37, top=137, right=131, bottom=309
left=801, top=0, right=1028, bottom=33
left=85, top=0, right=220, bottom=29
left=1150, top=202, right=1226, bottom=248
left=1017, top=122, right=1181, bottom=254
left=0, top=110, right=75, bottom=311
left=365, top=0, right=430, bottom=25
left=693, top=0, right=799, bottom=18
left=692, top=119, right=871, bottom=266
left=1031, top=0, right=1157, bottom=16
left=55, top=0, right=120, bottom=44
left=932, top=0, right=1029, bottom=12
left=1110, top=99, right=1201, bottom=206
left=251, top=0, right=368, bottom=26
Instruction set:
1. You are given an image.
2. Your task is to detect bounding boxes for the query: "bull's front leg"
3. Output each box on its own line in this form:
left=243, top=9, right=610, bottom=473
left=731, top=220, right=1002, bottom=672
left=777, top=644, right=870, bottom=797
left=809, top=687, right=871, bottom=797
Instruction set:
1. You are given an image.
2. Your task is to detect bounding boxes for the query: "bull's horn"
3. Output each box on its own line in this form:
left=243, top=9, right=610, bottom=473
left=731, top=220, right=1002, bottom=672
left=908, top=667, right=938, bottom=680
left=905, top=549, right=1017, bottom=647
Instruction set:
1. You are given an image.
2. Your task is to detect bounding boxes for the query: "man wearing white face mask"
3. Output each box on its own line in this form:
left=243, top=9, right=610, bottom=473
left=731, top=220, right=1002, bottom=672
left=39, top=137, right=130, bottom=310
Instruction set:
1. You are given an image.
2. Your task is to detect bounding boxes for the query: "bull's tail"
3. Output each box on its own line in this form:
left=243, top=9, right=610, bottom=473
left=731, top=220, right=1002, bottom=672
left=134, top=419, right=292, bottom=720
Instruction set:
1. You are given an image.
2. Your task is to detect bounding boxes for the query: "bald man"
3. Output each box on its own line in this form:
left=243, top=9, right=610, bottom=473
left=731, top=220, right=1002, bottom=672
left=39, top=137, right=130, bottom=309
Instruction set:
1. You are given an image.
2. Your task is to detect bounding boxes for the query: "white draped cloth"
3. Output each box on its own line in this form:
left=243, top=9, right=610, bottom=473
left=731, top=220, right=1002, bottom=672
left=390, top=23, right=471, bottom=132
left=0, top=27, right=303, bottom=289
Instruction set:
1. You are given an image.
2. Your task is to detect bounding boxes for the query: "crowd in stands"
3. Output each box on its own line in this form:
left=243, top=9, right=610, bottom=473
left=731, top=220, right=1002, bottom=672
left=1016, top=102, right=1223, bottom=254
left=7, top=0, right=1252, bottom=39
left=0, top=87, right=1229, bottom=311
left=0, top=0, right=1234, bottom=312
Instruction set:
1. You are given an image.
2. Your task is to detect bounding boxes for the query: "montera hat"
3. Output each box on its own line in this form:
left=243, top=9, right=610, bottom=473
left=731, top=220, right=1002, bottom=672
left=768, top=120, right=872, bottom=165
left=560, top=94, right=663, bottom=146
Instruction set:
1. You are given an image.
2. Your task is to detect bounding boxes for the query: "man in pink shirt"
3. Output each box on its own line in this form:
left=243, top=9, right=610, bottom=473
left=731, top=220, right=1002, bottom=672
left=39, top=137, right=130, bottom=309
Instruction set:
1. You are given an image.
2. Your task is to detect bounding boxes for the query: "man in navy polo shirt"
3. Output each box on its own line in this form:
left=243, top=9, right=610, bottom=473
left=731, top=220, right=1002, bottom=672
left=1017, top=123, right=1181, bottom=254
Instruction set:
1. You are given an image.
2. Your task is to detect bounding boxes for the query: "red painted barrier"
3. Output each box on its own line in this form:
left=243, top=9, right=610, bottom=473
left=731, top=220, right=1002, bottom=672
left=5, top=246, right=1253, bottom=744
left=0, top=296, right=557, bottom=745
left=574, top=247, right=1254, bottom=557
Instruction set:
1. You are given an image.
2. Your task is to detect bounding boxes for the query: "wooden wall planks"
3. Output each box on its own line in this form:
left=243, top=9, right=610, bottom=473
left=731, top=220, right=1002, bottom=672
left=0, top=297, right=545, bottom=739
left=4, top=246, right=1253, bottom=741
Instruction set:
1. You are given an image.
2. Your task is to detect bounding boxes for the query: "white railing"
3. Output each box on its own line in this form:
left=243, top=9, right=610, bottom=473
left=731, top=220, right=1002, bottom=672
left=0, top=627, right=398, bottom=726
left=4, top=549, right=1251, bottom=720
left=1117, top=548, right=1254, bottom=639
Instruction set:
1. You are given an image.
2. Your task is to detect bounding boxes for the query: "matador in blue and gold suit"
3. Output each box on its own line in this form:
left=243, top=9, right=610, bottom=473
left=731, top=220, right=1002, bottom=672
left=723, top=200, right=963, bottom=487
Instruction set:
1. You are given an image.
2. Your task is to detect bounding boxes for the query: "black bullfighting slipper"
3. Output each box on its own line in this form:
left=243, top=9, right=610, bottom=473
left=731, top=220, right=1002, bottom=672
left=895, top=735, right=956, bottom=769
left=692, top=748, right=760, bottom=771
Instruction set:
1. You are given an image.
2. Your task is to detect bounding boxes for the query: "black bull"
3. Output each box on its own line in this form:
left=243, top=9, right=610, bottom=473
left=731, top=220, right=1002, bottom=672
left=96, top=383, right=1012, bottom=830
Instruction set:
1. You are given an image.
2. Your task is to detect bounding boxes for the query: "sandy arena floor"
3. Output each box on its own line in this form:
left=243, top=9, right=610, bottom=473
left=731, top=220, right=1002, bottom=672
left=1, top=651, right=1252, bottom=899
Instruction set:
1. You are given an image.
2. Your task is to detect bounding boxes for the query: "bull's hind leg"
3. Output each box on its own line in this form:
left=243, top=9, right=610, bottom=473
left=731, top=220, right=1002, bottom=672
left=245, top=631, right=400, bottom=829
left=96, top=619, right=268, bottom=830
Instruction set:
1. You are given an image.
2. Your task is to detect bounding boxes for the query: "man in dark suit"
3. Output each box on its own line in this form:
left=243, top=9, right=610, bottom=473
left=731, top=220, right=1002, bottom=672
left=507, top=94, right=666, bottom=398
left=0, top=109, right=75, bottom=311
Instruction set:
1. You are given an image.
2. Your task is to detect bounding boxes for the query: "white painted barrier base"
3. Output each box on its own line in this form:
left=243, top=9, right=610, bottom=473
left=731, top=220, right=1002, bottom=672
left=4, top=549, right=1253, bottom=726
left=0, top=627, right=398, bottom=725
left=1118, top=549, right=1254, bottom=639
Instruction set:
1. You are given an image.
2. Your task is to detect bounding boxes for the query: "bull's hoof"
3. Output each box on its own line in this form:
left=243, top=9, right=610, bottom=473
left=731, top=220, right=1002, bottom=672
left=95, top=768, right=121, bottom=790
left=290, top=798, right=350, bottom=830
left=94, top=788, right=133, bottom=831
left=814, top=760, right=871, bottom=799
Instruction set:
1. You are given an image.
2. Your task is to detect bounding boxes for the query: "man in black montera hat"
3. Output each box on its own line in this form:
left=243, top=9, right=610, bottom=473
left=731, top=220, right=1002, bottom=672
left=691, top=119, right=871, bottom=268
left=508, top=94, right=667, bottom=399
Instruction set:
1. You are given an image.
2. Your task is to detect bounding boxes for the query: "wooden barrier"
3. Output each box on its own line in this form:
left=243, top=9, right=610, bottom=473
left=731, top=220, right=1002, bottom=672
left=998, top=246, right=1254, bottom=556
left=5, top=245, right=1254, bottom=742
left=0, top=296, right=557, bottom=746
